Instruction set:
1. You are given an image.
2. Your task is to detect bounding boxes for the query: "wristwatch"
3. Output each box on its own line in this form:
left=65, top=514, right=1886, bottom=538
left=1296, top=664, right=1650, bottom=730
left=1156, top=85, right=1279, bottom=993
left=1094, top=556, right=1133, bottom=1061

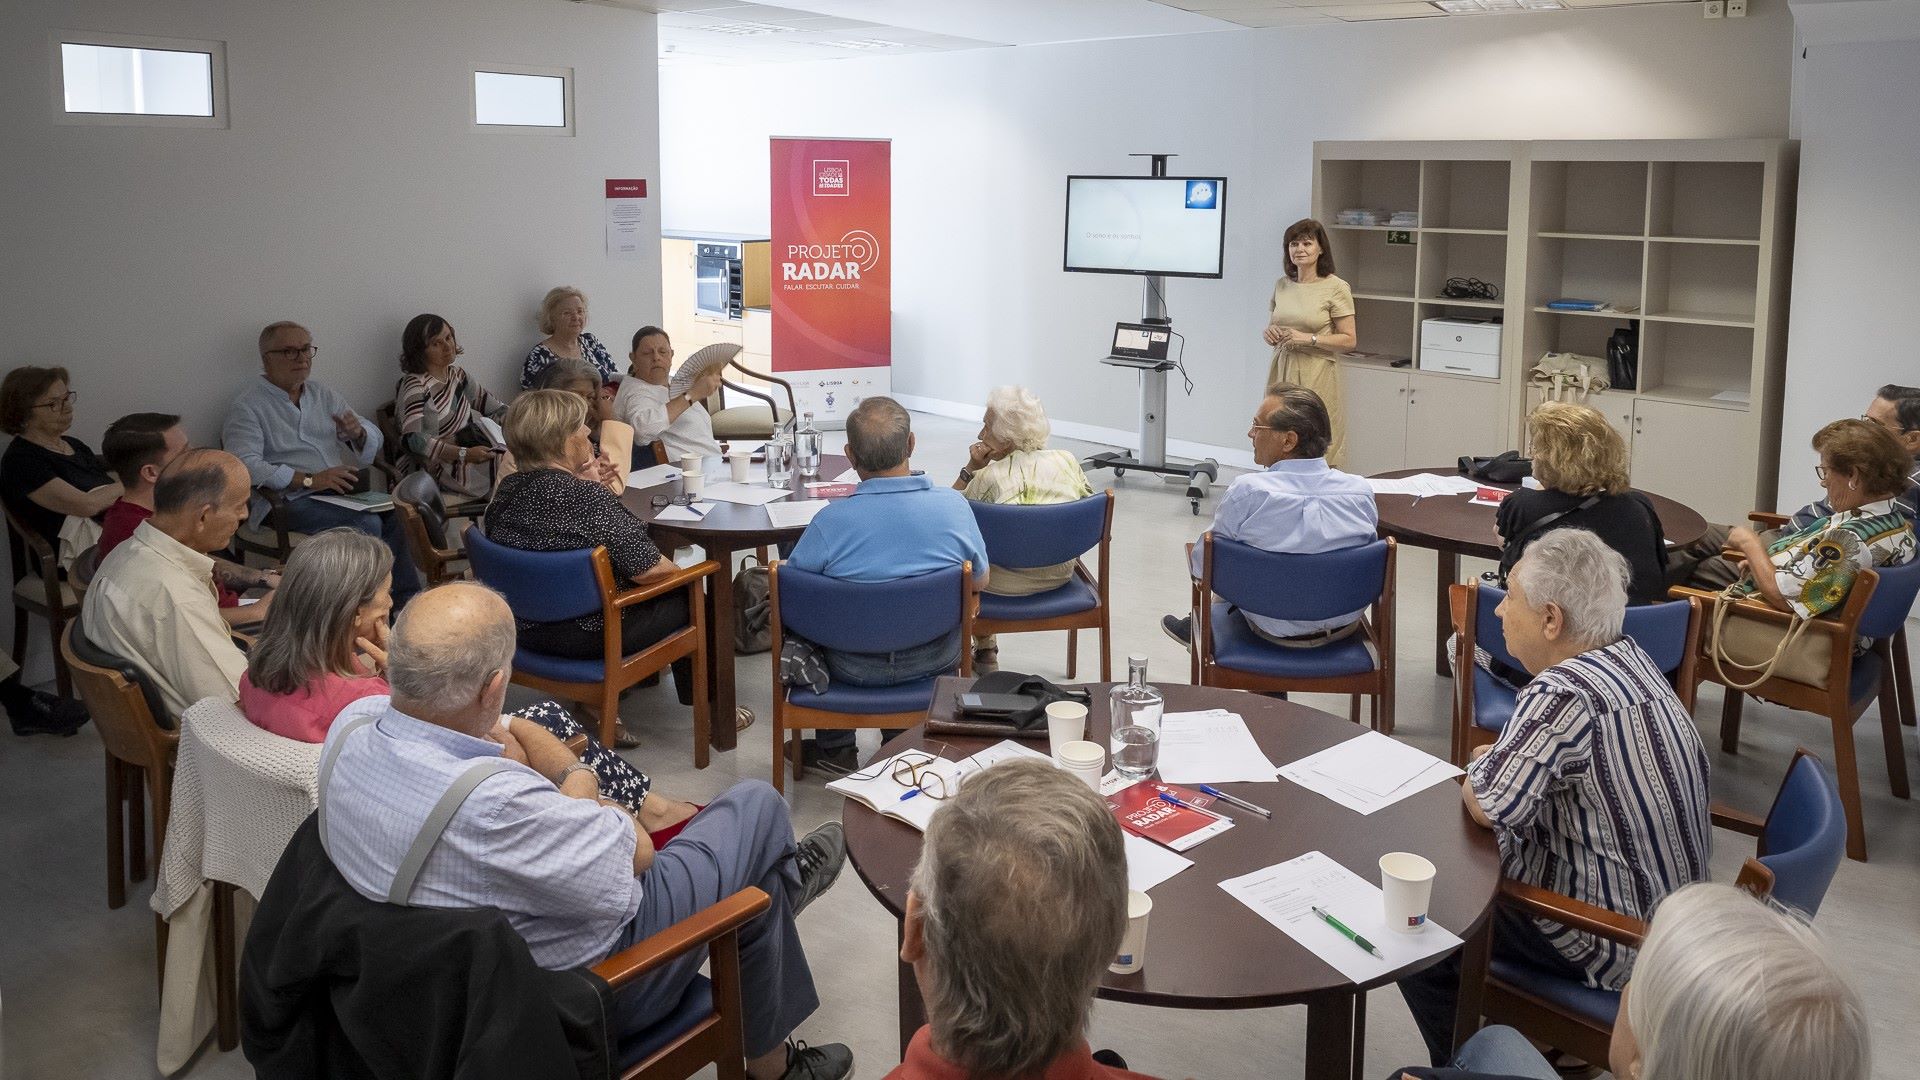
left=958, top=467, right=975, bottom=485
left=557, top=763, right=595, bottom=789
left=300, top=472, right=313, bottom=489
left=1310, top=334, right=1319, bottom=347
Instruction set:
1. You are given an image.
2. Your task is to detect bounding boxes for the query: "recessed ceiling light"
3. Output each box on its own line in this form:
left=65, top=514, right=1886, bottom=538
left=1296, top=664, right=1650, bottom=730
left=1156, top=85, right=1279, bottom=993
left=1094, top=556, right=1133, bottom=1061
left=699, top=20, right=791, bottom=35
left=810, top=38, right=900, bottom=49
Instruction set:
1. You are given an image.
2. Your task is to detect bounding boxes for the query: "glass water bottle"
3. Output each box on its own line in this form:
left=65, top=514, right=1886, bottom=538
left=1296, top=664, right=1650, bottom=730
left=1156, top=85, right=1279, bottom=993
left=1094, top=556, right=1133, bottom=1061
left=794, top=411, right=822, bottom=479
left=767, top=417, right=795, bottom=490
left=1108, top=655, right=1163, bottom=780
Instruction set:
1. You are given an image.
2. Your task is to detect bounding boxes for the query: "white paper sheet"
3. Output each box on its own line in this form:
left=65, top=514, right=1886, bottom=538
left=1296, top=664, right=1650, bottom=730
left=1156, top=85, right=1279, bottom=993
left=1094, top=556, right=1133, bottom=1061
left=765, top=500, right=830, bottom=529
left=627, top=464, right=680, bottom=488
left=1124, top=832, right=1194, bottom=893
left=1365, top=473, right=1480, bottom=498
left=473, top=415, right=506, bottom=449
left=831, top=467, right=860, bottom=484
left=1219, top=850, right=1462, bottom=983
left=310, top=493, right=392, bottom=513
left=1155, top=710, right=1281, bottom=785
left=700, top=481, right=795, bottom=506
left=1277, top=732, right=1463, bottom=815
left=653, top=502, right=714, bottom=523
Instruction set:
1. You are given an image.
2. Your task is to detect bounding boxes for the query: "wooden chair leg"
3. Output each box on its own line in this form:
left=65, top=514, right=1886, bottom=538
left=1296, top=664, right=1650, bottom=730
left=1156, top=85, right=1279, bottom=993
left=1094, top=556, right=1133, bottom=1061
left=1879, top=655, right=1910, bottom=799
left=598, top=686, right=620, bottom=749
left=127, top=766, right=147, bottom=884
left=1830, top=709, right=1868, bottom=861
left=50, top=612, right=72, bottom=699
left=1099, top=612, right=1112, bottom=683
left=1348, top=695, right=1361, bottom=726
left=105, top=754, right=126, bottom=910
left=213, top=881, right=239, bottom=1051
left=771, top=699, right=786, bottom=795
left=1719, top=689, right=1745, bottom=754
left=1896, top=627, right=1916, bottom=727
left=692, top=649, right=711, bottom=771
left=11, top=605, right=28, bottom=668
left=1066, top=629, right=1078, bottom=680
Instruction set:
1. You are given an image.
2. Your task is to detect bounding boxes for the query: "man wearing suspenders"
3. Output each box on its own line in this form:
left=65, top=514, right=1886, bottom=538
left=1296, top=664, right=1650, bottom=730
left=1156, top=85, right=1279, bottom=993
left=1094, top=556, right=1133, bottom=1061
left=316, top=583, right=853, bottom=1080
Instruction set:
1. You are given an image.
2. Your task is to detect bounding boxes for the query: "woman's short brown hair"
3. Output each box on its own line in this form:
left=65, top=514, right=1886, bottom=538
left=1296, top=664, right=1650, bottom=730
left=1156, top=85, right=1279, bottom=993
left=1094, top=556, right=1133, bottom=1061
left=1529, top=401, right=1630, bottom=496
left=503, top=389, right=588, bottom=467
left=1282, top=218, right=1336, bottom=282
left=1812, top=418, right=1911, bottom=499
left=0, top=366, right=71, bottom=435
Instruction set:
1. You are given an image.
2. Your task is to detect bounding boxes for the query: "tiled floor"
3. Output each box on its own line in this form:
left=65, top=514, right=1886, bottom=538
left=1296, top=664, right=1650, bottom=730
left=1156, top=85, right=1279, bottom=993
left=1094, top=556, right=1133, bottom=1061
left=2, top=411, right=1915, bottom=1079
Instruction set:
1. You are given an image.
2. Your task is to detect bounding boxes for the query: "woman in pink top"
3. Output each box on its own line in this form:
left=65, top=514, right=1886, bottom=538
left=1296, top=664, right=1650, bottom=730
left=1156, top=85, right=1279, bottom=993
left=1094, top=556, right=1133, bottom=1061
left=240, top=529, right=699, bottom=841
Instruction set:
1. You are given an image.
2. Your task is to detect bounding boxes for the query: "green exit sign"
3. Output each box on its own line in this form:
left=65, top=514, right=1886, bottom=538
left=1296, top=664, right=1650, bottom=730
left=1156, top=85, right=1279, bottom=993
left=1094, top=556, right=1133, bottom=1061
left=1386, top=230, right=1415, bottom=246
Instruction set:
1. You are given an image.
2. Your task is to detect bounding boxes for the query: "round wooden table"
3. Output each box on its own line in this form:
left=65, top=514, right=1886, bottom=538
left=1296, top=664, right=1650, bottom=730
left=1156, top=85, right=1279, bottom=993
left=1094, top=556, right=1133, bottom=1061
left=842, top=680, right=1503, bottom=1080
left=1369, top=466, right=1710, bottom=676
left=620, top=452, right=854, bottom=752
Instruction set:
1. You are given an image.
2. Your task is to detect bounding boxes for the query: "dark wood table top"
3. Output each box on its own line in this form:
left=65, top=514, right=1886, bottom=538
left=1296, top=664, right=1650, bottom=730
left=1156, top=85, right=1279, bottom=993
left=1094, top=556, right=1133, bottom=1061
left=1369, top=465, right=1710, bottom=559
left=618, top=453, right=855, bottom=546
left=842, top=679, right=1502, bottom=1010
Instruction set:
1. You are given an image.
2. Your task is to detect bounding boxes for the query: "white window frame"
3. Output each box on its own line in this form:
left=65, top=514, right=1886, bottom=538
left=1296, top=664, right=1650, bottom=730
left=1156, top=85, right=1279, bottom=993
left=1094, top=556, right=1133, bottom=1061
left=51, top=30, right=228, bottom=128
left=469, top=63, right=574, bottom=136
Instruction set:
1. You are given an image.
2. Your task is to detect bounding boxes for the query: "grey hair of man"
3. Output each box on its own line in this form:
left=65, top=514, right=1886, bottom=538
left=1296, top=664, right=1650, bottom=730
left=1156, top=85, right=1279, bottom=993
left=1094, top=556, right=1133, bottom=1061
left=1509, top=528, right=1630, bottom=650
left=385, top=582, right=518, bottom=729
left=1626, top=882, right=1869, bottom=1080
left=245, top=529, right=393, bottom=696
left=154, top=447, right=239, bottom=515
left=845, top=396, right=913, bottom=473
left=909, top=758, right=1128, bottom=1077
left=1262, top=382, right=1332, bottom=459
left=983, top=385, right=1052, bottom=453
left=533, top=357, right=605, bottom=396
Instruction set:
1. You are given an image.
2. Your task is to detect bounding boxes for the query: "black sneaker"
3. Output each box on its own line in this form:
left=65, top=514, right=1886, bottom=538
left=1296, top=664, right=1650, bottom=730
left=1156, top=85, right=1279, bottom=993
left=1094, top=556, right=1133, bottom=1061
left=778, top=1040, right=853, bottom=1080
left=792, top=822, right=846, bottom=915
left=789, top=738, right=858, bottom=777
left=7, top=691, right=88, bottom=737
left=1160, top=614, right=1192, bottom=647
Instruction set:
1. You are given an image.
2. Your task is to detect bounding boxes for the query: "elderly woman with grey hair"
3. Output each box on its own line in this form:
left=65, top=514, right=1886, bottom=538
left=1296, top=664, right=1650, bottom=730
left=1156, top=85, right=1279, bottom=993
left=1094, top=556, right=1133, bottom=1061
left=950, top=385, right=1093, bottom=670
left=238, top=528, right=700, bottom=843
left=1397, top=528, right=1711, bottom=1068
left=494, top=358, right=634, bottom=495
left=896, top=757, right=1158, bottom=1080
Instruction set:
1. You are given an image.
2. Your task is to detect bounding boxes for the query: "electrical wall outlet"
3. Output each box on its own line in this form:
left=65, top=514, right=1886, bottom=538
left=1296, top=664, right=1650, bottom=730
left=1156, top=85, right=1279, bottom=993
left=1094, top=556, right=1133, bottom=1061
left=1703, top=0, right=1724, bottom=16
left=1726, top=0, right=1747, bottom=16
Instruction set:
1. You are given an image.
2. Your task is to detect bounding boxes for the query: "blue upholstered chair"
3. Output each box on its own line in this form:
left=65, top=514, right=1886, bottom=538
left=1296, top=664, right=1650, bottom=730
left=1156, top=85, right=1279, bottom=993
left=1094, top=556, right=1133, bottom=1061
left=1448, top=581, right=1701, bottom=765
left=1860, top=554, right=1920, bottom=753
left=969, top=492, right=1113, bottom=680
left=1191, top=534, right=1397, bottom=732
left=1480, top=748, right=1846, bottom=1066
left=463, top=526, right=719, bottom=765
left=768, top=561, right=975, bottom=792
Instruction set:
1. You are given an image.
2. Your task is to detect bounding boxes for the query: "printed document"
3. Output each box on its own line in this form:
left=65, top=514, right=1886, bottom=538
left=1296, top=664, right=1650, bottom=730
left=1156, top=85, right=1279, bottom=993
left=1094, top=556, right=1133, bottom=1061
left=1218, top=850, right=1461, bottom=983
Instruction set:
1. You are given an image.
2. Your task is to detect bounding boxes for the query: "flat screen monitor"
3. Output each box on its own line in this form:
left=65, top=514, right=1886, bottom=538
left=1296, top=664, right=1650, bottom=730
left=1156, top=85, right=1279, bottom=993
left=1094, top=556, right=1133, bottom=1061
left=1063, top=176, right=1227, bottom=279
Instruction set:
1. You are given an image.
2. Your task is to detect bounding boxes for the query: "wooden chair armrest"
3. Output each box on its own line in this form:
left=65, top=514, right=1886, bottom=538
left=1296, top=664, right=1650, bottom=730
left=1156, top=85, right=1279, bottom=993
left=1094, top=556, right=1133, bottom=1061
left=1448, top=583, right=1470, bottom=636
left=1710, top=802, right=1767, bottom=837
left=1748, top=511, right=1790, bottom=529
left=590, top=887, right=771, bottom=989
left=1734, top=856, right=1775, bottom=899
left=613, top=559, right=721, bottom=608
left=1497, top=878, right=1646, bottom=949
left=564, top=732, right=589, bottom=756
left=1673, top=592, right=1857, bottom=643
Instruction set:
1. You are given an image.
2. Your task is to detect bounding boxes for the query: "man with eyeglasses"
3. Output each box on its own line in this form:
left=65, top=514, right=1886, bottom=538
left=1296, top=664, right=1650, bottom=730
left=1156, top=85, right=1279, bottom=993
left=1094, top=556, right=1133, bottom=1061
left=222, top=321, right=421, bottom=605
left=1672, top=383, right=1920, bottom=590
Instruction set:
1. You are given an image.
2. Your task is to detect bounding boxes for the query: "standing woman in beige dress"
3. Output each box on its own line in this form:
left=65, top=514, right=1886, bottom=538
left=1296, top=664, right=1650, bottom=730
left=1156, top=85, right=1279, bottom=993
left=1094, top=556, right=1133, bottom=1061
left=1265, top=218, right=1358, bottom=467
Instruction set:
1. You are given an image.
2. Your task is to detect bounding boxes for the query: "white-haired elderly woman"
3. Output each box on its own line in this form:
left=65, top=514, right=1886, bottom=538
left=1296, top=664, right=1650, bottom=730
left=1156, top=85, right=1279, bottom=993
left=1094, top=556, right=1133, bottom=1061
left=1389, top=882, right=1870, bottom=1080
left=1397, top=528, right=1711, bottom=1069
left=238, top=527, right=701, bottom=845
left=950, top=386, right=1093, bottom=671
left=521, top=285, right=617, bottom=388
left=900, top=757, right=1155, bottom=1080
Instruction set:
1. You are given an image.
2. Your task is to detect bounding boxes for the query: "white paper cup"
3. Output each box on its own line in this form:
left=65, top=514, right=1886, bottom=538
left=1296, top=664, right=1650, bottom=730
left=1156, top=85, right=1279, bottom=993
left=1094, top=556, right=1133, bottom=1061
left=1110, top=890, right=1153, bottom=974
left=1380, top=852, right=1437, bottom=933
left=679, top=454, right=701, bottom=475
left=681, top=471, right=705, bottom=499
left=728, top=453, right=751, bottom=483
left=1045, top=701, right=1088, bottom=760
left=1057, top=740, right=1105, bottom=792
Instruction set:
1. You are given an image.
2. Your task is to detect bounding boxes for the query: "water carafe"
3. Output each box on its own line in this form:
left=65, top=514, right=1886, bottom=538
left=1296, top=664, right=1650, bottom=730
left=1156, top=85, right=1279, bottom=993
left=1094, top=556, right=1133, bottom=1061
left=1108, top=655, right=1163, bottom=780
left=767, top=418, right=795, bottom=490
left=794, top=411, right=822, bottom=480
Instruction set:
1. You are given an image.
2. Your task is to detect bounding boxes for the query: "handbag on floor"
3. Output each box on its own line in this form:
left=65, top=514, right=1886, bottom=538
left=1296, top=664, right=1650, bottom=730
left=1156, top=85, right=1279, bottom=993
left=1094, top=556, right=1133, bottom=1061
left=1705, top=528, right=1861, bottom=691
left=734, top=555, right=771, bottom=654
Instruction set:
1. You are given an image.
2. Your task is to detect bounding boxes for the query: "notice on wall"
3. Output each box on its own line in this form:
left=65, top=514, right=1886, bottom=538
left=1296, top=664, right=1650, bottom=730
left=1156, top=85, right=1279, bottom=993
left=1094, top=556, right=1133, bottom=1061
left=605, top=179, right=650, bottom=261
left=769, top=139, right=891, bottom=420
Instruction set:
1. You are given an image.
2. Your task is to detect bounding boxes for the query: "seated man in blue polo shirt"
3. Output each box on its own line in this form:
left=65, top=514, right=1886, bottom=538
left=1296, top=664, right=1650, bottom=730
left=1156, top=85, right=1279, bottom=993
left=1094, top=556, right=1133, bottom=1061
left=784, top=397, right=989, bottom=773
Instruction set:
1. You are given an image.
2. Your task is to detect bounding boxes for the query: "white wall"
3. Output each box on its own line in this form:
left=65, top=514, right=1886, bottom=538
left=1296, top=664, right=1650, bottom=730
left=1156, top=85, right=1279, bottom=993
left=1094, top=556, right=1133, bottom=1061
left=1776, top=35, right=1920, bottom=512
left=660, top=7, right=1793, bottom=463
left=0, top=0, right=662, bottom=448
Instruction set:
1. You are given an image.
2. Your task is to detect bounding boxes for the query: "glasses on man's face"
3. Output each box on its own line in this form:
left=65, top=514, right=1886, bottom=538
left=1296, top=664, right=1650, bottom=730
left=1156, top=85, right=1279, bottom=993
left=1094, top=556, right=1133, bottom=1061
left=265, top=345, right=318, bottom=361
left=32, top=391, right=76, bottom=410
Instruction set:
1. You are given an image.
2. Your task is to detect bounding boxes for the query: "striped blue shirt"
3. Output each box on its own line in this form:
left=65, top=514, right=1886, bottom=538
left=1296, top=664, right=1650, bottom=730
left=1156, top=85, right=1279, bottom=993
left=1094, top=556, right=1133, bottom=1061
left=1467, top=637, right=1710, bottom=988
left=318, top=696, right=641, bottom=970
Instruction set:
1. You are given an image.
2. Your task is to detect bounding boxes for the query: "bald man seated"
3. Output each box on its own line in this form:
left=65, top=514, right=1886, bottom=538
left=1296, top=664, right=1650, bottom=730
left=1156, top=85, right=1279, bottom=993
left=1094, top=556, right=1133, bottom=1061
left=316, top=583, right=853, bottom=1080
left=82, top=448, right=254, bottom=721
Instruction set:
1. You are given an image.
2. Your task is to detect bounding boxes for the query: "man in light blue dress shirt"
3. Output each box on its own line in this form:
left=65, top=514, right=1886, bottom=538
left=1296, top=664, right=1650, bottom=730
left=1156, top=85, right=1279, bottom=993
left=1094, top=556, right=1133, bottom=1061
left=783, top=397, right=989, bottom=772
left=319, top=583, right=853, bottom=1080
left=222, top=320, right=421, bottom=604
left=1164, top=384, right=1379, bottom=646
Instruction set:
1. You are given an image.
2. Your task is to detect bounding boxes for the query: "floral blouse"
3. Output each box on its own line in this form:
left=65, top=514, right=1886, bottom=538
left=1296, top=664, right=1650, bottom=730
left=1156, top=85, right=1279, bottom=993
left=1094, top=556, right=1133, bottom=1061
left=521, top=331, right=616, bottom=388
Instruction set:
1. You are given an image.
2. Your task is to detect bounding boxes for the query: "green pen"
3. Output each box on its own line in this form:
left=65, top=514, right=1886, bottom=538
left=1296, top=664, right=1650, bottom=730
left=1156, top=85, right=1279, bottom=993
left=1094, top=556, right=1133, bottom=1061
left=1311, top=905, right=1384, bottom=959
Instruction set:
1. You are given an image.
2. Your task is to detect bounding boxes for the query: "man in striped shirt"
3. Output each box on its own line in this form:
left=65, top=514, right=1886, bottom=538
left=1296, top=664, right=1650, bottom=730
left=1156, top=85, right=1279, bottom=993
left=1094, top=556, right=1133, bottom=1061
left=1398, top=529, right=1710, bottom=1066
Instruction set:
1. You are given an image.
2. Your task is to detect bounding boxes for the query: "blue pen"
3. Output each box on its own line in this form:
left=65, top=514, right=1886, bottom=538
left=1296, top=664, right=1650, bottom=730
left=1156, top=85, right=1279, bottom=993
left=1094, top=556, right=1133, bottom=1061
left=1197, top=784, right=1272, bottom=819
left=1156, top=788, right=1231, bottom=821
left=897, top=788, right=923, bottom=803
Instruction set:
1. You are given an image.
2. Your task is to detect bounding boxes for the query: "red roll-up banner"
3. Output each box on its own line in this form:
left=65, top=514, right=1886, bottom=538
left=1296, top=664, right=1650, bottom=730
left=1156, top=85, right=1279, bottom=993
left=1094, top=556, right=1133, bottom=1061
left=769, top=137, right=891, bottom=425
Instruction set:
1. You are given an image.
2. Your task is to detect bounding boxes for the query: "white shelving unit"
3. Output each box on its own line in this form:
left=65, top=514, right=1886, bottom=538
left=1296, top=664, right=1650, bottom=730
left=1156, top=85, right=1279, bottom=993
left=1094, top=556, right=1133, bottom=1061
left=1314, top=139, right=1795, bottom=523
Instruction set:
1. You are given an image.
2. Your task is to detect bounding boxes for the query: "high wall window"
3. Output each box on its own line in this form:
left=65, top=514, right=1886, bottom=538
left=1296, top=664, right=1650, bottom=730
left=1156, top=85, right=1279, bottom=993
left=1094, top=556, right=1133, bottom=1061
left=472, top=66, right=573, bottom=134
left=55, top=33, right=226, bottom=127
